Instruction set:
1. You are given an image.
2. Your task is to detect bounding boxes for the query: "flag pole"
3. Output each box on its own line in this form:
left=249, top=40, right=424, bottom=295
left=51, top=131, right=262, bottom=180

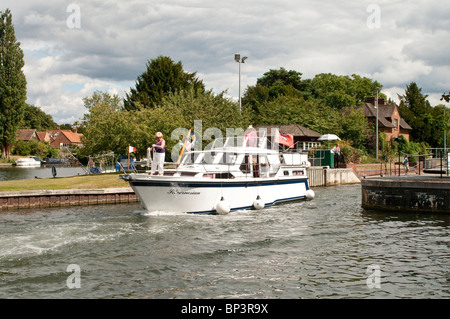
left=176, top=129, right=192, bottom=167
left=128, top=144, right=130, bottom=170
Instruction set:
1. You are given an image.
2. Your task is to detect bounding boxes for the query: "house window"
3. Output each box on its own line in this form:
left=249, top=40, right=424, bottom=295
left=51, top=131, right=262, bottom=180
left=394, top=119, right=399, bottom=131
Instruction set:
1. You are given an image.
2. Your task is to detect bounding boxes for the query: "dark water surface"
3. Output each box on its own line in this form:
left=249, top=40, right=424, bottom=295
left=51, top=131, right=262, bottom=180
left=0, top=184, right=448, bottom=299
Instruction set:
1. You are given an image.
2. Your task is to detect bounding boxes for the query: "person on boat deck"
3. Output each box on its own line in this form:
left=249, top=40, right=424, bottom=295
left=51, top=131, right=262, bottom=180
left=245, top=125, right=258, bottom=147
left=150, top=132, right=165, bottom=175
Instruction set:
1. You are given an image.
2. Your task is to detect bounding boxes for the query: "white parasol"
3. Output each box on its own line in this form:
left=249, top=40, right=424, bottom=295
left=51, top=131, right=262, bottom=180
left=318, top=134, right=341, bottom=141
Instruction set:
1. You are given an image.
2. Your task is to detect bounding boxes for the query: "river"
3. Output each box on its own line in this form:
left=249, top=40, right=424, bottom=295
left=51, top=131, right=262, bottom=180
left=0, top=166, right=87, bottom=181
left=0, top=183, right=448, bottom=299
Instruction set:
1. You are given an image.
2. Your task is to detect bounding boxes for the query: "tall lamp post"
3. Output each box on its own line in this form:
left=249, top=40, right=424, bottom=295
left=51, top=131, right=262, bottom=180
left=235, top=54, right=248, bottom=112
left=375, top=87, right=381, bottom=160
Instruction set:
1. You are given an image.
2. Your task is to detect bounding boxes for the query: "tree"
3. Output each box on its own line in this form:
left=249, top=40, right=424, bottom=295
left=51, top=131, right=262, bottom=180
left=80, top=91, right=130, bottom=157
left=398, top=82, right=433, bottom=144
left=124, top=56, right=204, bottom=110
left=256, top=68, right=306, bottom=92
left=308, top=73, right=383, bottom=109
left=0, top=9, right=27, bottom=158
left=242, top=68, right=305, bottom=117
left=254, top=95, right=341, bottom=135
left=21, top=104, right=57, bottom=131
left=340, top=106, right=369, bottom=149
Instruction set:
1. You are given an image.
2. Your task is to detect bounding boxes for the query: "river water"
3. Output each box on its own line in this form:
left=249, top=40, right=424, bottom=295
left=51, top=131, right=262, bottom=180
left=0, top=166, right=87, bottom=181
left=0, top=183, right=448, bottom=299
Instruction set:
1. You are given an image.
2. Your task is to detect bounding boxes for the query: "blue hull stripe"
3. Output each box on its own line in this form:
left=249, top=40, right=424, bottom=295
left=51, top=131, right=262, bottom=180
left=130, top=178, right=309, bottom=189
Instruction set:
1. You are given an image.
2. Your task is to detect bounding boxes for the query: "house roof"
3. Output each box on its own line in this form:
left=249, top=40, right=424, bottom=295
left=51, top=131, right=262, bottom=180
left=357, top=103, right=412, bottom=131
left=400, top=119, right=413, bottom=130
left=60, top=130, right=83, bottom=143
left=47, top=130, right=83, bottom=144
left=256, top=124, right=322, bottom=137
left=36, top=132, right=50, bottom=142
left=17, top=129, right=37, bottom=141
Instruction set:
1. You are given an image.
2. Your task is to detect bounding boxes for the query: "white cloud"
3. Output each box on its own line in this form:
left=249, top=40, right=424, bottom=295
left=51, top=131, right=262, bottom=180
left=2, top=0, right=449, bottom=123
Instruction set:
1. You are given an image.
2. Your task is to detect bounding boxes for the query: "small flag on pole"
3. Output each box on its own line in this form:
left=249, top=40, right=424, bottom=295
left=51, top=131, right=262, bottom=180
left=278, top=132, right=294, bottom=148
left=129, top=145, right=137, bottom=153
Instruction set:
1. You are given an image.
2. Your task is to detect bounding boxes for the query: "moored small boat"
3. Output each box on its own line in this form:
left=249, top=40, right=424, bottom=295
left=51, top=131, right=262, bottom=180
left=14, top=156, right=42, bottom=167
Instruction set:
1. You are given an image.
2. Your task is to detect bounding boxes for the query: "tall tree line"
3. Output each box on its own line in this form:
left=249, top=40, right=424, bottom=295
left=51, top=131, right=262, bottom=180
left=0, top=9, right=27, bottom=158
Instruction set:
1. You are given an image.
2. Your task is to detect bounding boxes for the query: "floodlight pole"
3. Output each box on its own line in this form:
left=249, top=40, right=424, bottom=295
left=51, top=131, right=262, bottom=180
left=235, top=54, right=248, bottom=113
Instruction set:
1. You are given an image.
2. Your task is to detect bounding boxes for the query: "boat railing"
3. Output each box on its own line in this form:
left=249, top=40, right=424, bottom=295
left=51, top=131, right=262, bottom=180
left=210, top=132, right=283, bottom=151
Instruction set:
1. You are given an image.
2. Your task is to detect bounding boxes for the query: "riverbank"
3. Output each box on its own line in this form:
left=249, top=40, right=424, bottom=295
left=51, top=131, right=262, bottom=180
left=0, top=173, right=127, bottom=192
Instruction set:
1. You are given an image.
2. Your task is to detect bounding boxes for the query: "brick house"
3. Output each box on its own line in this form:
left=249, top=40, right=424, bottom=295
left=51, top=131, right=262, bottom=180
left=17, top=127, right=84, bottom=149
left=47, top=128, right=84, bottom=149
left=358, top=97, right=412, bottom=142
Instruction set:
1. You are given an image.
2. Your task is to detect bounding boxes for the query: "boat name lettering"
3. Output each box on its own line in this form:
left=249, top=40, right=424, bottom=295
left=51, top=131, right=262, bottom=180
left=167, top=189, right=201, bottom=195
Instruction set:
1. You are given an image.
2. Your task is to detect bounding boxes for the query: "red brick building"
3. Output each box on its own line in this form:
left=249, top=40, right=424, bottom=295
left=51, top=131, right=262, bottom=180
left=47, top=128, right=84, bottom=149
left=17, top=127, right=84, bottom=149
left=358, top=97, right=412, bottom=142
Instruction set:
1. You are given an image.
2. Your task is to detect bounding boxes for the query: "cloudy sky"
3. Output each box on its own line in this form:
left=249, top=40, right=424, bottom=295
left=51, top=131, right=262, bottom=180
left=2, top=0, right=449, bottom=124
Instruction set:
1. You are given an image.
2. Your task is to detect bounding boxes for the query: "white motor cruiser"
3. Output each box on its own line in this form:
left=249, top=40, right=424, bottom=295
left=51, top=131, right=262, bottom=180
left=121, top=131, right=314, bottom=214
left=14, top=156, right=42, bottom=167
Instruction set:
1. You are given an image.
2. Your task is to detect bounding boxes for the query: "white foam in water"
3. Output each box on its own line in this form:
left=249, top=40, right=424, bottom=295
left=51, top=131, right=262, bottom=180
left=0, top=222, right=122, bottom=258
left=140, top=210, right=186, bottom=217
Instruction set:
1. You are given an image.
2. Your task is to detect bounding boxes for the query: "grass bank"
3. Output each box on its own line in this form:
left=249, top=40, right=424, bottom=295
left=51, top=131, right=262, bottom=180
left=0, top=173, right=130, bottom=192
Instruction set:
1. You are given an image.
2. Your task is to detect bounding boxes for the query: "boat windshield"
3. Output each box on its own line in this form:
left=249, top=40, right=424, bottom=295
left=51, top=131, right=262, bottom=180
left=210, top=134, right=274, bottom=150
left=180, top=151, right=239, bottom=166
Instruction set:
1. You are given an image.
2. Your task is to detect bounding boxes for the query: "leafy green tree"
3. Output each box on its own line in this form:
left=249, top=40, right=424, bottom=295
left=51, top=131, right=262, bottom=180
left=340, top=106, right=369, bottom=149
left=81, top=92, right=131, bottom=157
left=308, top=73, right=383, bottom=109
left=398, top=82, right=433, bottom=144
left=254, top=95, right=341, bottom=135
left=242, top=68, right=305, bottom=118
left=0, top=9, right=27, bottom=158
left=124, top=56, right=205, bottom=110
left=21, top=104, right=57, bottom=131
left=256, top=68, right=306, bottom=92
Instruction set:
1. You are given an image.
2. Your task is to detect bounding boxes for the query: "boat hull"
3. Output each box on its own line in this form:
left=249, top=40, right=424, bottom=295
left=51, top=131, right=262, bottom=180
left=128, top=176, right=310, bottom=214
left=14, top=158, right=41, bottom=167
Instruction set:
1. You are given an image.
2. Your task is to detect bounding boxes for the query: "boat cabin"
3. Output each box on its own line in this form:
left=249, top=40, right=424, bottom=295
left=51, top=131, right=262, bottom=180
left=166, top=134, right=310, bottom=179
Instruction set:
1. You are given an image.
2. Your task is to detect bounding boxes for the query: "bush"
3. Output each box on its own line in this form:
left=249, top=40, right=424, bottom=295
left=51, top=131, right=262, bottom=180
left=13, top=140, right=59, bottom=158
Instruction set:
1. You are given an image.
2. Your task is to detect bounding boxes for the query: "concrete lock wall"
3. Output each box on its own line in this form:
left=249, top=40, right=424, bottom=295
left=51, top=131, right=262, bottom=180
left=307, top=167, right=361, bottom=187
left=0, top=188, right=139, bottom=210
left=361, top=177, right=450, bottom=214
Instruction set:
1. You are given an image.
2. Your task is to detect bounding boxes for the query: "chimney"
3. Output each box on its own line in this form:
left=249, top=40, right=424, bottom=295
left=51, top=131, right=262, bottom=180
left=366, top=97, right=376, bottom=105
left=72, top=126, right=77, bottom=133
